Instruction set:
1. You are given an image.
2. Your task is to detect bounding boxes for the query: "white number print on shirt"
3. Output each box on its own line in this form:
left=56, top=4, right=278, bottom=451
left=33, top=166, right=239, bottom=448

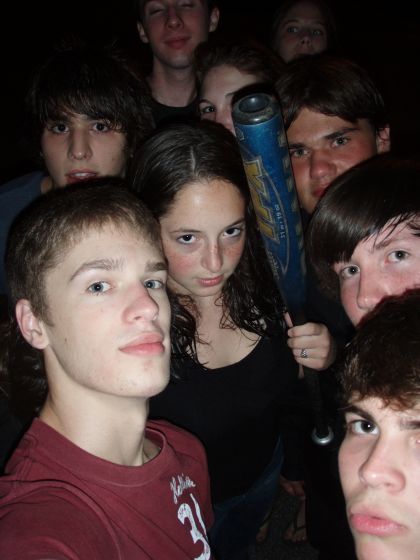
left=171, top=474, right=211, bottom=560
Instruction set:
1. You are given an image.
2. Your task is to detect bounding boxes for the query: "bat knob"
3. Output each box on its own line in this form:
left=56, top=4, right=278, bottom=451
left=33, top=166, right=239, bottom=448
left=311, top=425, right=334, bottom=446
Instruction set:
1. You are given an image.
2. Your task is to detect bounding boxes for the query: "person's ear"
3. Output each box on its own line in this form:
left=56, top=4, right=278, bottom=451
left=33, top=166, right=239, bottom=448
left=15, top=299, right=49, bottom=350
left=376, top=125, right=391, bottom=153
left=137, top=22, right=149, bottom=44
left=208, top=7, right=220, bottom=32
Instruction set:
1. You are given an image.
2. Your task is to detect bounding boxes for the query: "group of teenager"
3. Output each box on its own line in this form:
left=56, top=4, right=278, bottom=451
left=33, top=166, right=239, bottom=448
left=0, top=1, right=419, bottom=560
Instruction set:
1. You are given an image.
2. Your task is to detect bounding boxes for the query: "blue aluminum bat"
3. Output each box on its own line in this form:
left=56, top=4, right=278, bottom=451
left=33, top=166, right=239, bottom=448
left=232, top=92, right=333, bottom=444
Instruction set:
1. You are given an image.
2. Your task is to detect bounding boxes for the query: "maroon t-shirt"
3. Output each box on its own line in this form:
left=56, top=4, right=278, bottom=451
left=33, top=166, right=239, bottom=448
left=0, top=418, right=214, bottom=559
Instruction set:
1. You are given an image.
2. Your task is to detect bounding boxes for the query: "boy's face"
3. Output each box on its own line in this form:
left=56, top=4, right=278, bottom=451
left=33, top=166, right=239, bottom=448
left=20, top=224, right=171, bottom=400
left=41, top=113, right=128, bottom=188
left=332, top=220, right=420, bottom=326
left=286, top=108, right=390, bottom=214
left=137, top=0, right=219, bottom=72
left=339, top=396, right=420, bottom=560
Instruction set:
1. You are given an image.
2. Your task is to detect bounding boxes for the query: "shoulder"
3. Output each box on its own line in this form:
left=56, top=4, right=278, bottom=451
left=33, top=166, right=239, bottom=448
left=0, top=171, right=44, bottom=196
left=148, top=419, right=207, bottom=463
left=0, top=485, right=118, bottom=558
left=0, top=172, right=44, bottom=223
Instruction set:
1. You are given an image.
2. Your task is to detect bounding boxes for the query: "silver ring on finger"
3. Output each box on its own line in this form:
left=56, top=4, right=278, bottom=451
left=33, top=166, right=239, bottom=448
left=300, top=348, right=309, bottom=359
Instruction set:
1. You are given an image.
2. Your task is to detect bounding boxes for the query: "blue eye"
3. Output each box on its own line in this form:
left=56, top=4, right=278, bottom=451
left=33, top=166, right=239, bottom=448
left=87, top=281, right=110, bottom=294
left=144, top=279, right=165, bottom=290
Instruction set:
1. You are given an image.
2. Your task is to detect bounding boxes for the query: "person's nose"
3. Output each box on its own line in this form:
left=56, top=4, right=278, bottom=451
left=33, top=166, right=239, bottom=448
left=201, top=242, right=223, bottom=273
left=299, top=27, right=312, bottom=44
left=166, top=6, right=183, bottom=29
left=359, top=437, right=405, bottom=492
left=217, top=106, right=235, bottom=135
left=68, top=129, right=92, bottom=161
left=356, top=271, right=388, bottom=316
left=123, top=285, right=159, bottom=323
left=309, top=150, right=335, bottom=183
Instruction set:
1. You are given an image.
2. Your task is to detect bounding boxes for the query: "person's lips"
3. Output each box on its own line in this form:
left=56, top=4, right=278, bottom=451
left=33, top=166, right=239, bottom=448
left=119, top=333, right=164, bottom=356
left=65, top=170, right=98, bottom=184
left=349, top=508, right=406, bottom=537
left=197, top=275, right=224, bottom=287
left=165, top=35, right=190, bottom=49
left=312, top=186, right=328, bottom=199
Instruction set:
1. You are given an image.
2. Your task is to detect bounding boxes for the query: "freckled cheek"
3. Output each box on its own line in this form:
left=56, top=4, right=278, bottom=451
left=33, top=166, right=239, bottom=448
left=164, top=248, right=198, bottom=279
left=224, top=242, right=245, bottom=269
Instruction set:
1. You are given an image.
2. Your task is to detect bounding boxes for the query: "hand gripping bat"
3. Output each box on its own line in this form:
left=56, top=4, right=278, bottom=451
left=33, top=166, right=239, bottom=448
left=232, top=92, right=333, bottom=445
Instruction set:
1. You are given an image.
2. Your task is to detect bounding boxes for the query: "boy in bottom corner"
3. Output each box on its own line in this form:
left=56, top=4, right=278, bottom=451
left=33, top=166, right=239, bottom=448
left=338, top=289, right=420, bottom=560
left=0, top=181, right=213, bottom=559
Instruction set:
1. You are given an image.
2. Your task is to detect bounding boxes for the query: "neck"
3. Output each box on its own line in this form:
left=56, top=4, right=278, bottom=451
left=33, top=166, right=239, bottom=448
left=148, top=62, right=197, bottom=106
left=40, top=389, right=152, bottom=466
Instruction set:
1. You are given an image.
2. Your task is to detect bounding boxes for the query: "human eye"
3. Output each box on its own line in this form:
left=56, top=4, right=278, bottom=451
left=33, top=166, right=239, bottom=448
left=289, top=147, right=308, bottom=159
left=340, top=265, right=359, bottom=279
left=286, top=25, right=299, bottom=34
left=87, top=281, right=111, bottom=294
left=224, top=226, right=243, bottom=238
left=144, top=279, right=165, bottom=290
left=333, top=135, right=349, bottom=147
left=346, top=418, right=379, bottom=436
left=177, top=233, right=196, bottom=244
left=311, top=27, right=324, bottom=36
left=199, top=103, right=216, bottom=116
left=92, top=120, right=112, bottom=133
left=388, top=249, right=409, bottom=262
left=47, top=121, right=69, bottom=134
left=145, top=1, right=165, bottom=15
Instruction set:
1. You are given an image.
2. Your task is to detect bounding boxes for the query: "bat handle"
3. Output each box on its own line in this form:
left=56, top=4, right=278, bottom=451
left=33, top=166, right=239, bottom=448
left=306, top=369, right=334, bottom=445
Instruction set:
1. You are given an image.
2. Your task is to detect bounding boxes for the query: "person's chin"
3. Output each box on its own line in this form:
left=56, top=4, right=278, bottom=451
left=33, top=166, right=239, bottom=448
left=355, top=537, right=398, bottom=560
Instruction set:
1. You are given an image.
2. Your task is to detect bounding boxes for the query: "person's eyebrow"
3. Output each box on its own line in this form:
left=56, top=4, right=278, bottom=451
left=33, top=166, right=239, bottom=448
left=169, top=218, right=245, bottom=234
left=70, top=258, right=124, bottom=281
left=146, top=260, right=168, bottom=273
left=70, top=257, right=167, bottom=282
left=373, top=228, right=415, bottom=251
left=283, top=17, right=326, bottom=26
left=398, top=407, right=420, bottom=430
left=400, top=417, right=420, bottom=430
left=342, top=403, right=375, bottom=423
left=324, top=127, right=359, bottom=140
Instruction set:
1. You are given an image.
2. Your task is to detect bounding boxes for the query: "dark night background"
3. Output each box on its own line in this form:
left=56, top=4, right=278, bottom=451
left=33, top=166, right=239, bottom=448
left=1, top=1, right=420, bottom=184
